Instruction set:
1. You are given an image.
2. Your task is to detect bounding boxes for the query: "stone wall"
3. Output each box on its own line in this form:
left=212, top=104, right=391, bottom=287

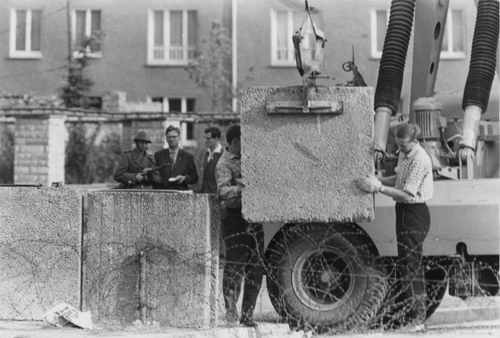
left=241, top=86, right=375, bottom=223
left=0, top=186, right=81, bottom=319
left=82, top=190, right=220, bottom=328
left=13, top=113, right=66, bottom=185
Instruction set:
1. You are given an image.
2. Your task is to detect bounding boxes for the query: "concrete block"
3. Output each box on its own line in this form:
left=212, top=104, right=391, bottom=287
left=82, top=191, right=220, bottom=328
left=241, top=86, right=374, bottom=223
left=0, top=186, right=81, bottom=319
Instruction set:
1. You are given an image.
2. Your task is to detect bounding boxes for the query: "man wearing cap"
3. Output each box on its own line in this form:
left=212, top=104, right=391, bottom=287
left=114, top=130, right=155, bottom=188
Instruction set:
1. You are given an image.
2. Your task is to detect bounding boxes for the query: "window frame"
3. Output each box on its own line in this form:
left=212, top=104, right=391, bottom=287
left=270, top=8, right=295, bottom=67
left=9, top=8, right=43, bottom=59
left=147, top=9, right=197, bottom=66
left=370, top=8, right=466, bottom=60
left=440, top=9, right=466, bottom=60
left=149, top=96, right=198, bottom=147
left=71, top=8, right=103, bottom=59
left=370, top=8, right=387, bottom=59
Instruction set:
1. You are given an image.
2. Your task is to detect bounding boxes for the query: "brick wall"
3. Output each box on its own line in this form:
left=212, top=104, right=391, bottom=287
left=14, top=113, right=66, bottom=185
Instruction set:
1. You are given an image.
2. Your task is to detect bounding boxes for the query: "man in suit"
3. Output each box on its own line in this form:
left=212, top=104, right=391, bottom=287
left=114, top=130, right=155, bottom=188
left=153, top=125, right=198, bottom=190
left=200, top=126, right=224, bottom=193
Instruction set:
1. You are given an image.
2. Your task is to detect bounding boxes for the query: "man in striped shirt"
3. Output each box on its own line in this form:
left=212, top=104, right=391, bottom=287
left=357, top=123, right=433, bottom=329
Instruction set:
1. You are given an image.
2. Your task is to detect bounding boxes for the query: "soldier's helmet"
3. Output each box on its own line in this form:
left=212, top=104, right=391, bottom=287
left=133, top=130, right=152, bottom=143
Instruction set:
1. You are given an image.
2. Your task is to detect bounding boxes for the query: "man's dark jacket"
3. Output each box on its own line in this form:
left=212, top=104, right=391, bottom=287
left=153, top=148, right=198, bottom=190
left=200, top=149, right=223, bottom=193
left=114, top=148, right=155, bottom=188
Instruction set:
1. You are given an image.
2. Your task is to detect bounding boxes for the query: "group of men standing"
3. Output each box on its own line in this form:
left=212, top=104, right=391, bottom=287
left=114, top=122, right=433, bottom=330
left=114, top=125, right=198, bottom=190
left=114, top=124, right=264, bottom=327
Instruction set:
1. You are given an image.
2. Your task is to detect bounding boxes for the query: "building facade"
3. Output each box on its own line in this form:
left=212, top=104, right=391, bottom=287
left=236, top=0, right=499, bottom=118
left=0, top=0, right=232, bottom=112
left=0, top=0, right=498, bottom=118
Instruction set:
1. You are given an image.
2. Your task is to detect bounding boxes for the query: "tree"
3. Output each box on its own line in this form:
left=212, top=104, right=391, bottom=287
left=185, top=22, right=233, bottom=112
left=60, top=34, right=101, bottom=108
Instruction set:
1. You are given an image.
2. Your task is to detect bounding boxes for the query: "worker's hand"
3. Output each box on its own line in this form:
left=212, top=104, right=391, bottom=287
left=235, top=178, right=245, bottom=187
left=142, top=167, right=153, bottom=174
left=135, top=173, right=145, bottom=182
left=172, top=175, right=186, bottom=183
left=458, top=146, right=475, bottom=162
left=355, top=175, right=382, bottom=193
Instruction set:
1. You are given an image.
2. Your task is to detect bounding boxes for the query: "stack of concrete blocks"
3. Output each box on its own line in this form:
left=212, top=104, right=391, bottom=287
left=13, top=111, right=66, bottom=185
left=0, top=186, right=81, bottom=319
left=82, top=191, right=220, bottom=328
left=241, top=86, right=375, bottom=223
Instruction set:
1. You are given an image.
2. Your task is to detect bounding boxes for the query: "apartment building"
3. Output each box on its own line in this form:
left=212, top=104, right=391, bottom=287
left=0, top=0, right=232, bottom=113
left=236, top=0, right=498, bottom=118
left=0, top=0, right=497, bottom=118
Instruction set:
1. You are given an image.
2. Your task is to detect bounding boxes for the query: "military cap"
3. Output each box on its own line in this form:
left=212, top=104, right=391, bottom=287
left=133, top=130, right=152, bottom=143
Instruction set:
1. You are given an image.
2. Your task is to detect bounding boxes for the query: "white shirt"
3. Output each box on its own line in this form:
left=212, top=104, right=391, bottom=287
left=394, top=143, right=433, bottom=203
left=207, top=143, right=223, bottom=162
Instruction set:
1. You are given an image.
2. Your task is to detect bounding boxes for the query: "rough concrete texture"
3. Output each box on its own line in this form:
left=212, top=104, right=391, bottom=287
left=82, top=191, right=220, bottom=328
left=241, top=86, right=375, bottom=223
left=0, top=186, right=81, bottom=319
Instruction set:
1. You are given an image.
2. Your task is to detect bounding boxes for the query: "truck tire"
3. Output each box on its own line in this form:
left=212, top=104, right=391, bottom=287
left=265, top=223, right=387, bottom=332
left=374, top=261, right=448, bottom=329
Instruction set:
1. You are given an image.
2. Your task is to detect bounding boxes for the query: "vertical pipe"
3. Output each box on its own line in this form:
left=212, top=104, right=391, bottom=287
left=232, top=0, right=238, bottom=113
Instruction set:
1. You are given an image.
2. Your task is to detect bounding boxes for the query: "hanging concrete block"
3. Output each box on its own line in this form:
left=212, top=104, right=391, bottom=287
left=0, top=186, right=81, bottom=319
left=82, top=191, right=220, bottom=328
left=241, top=86, right=375, bottom=223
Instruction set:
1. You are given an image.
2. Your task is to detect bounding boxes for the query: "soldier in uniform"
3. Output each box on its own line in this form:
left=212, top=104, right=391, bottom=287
left=114, top=130, right=155, bottom=188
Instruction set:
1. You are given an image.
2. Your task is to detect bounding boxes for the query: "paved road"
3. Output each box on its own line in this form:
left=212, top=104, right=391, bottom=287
left=1, top=320, right=500, bottom=338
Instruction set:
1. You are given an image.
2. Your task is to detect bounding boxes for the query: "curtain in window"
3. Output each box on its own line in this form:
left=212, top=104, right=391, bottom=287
left=90, top=10, right=101, bottom=51
left=187, top=10, right=198, bottom=58
left=75, top=10, right=86, bottom=49
left=31, top=10, right=41, bottom=51
left=276, top=11, right=288, bottom=60
left=170, top=10, right=183, bottom=47
left=154, top=10, right=164, bottom=46
left=15, top=10, right=27, bottom=51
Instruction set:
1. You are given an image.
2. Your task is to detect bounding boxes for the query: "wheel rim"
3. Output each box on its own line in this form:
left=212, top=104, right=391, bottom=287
left=292, top=248, right=355, bottom=311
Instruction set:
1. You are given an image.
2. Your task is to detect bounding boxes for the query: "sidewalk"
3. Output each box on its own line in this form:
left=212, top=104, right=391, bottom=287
left=2, top=294, right=499, bottom=338
left=2, top=319, right=500, bottom=338
left=0, top=321, right=307, bottom=338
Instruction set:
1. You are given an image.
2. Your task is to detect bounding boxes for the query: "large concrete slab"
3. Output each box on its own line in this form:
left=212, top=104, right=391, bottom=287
left=82, top=190, right=220, bottom=328
left=0, top=186, right=82, bottom=319
left=241, top=86, right=374, bottom=223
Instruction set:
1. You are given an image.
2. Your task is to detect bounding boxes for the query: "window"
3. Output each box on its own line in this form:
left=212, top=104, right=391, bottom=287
left=147, top=9, right=198, bottom=65
left=370, top=8, right=466, bottom=59
left=370, top=9, right=388, bottom=58
left=9, top=8, right=42, bottom=58
left=72, top=9, right=102, bottom=57
left=186, top=98, right=196, bottom=112
left=270, top=9, right=295, bottom=66
left=441, top=9, right=466, bottom=59
left=185, top=122, right=195, bottom=141
left=168, top=98, right=182, bottom=112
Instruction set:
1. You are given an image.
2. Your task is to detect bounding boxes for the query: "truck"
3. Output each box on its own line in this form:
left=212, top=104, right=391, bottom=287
left=244, top=0, right=500, bottom=332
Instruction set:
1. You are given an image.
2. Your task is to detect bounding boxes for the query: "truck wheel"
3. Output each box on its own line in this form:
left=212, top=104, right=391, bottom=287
left=265, top=223, right=387, bottom=332
left=374, top=262, right=448, bottom=329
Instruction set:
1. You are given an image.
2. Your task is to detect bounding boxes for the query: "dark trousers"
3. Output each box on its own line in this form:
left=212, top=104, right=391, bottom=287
left=222, top=208, right=264, bottom=321
left=395, top=202, right=431, bottom=322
